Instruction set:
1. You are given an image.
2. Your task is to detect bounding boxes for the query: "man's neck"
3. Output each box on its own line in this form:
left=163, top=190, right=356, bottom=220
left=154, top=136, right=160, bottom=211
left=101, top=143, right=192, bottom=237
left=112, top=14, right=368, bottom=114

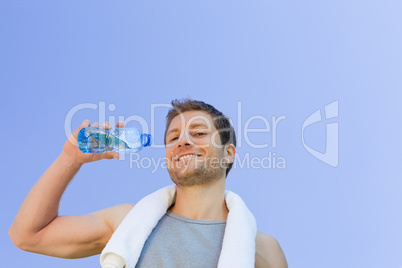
left=168, top=179, right=229, bottom=221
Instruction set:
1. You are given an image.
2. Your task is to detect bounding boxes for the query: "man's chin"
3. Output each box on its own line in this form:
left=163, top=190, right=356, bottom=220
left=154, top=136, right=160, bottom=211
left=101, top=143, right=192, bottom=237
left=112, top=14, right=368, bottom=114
left=170, top=170, right=225, bottom=188
left=174, top=168, right=199, bottom=180
left=169, top=169, right=205, bottom=186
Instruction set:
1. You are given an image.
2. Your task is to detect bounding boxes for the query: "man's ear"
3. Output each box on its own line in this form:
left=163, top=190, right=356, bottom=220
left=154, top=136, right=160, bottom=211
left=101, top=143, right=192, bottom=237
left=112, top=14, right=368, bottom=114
left=224, top=144, right=236, bottom=164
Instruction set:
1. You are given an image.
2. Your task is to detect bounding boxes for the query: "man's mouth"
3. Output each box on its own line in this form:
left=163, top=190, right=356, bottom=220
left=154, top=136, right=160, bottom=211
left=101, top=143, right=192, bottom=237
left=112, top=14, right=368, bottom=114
left=177, top=154, right=201, bottom=161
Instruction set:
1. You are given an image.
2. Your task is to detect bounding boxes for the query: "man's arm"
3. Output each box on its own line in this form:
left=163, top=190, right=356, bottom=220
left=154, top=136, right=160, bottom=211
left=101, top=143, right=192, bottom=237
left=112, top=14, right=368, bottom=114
left=255, top=230, right=288, bottom=268
left=8, top=120, right=132, bottom=258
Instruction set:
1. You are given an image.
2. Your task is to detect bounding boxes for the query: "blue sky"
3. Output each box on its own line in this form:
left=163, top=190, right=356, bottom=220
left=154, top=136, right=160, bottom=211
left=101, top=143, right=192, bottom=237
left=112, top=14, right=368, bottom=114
left=1, top=1, right=401, bottom=267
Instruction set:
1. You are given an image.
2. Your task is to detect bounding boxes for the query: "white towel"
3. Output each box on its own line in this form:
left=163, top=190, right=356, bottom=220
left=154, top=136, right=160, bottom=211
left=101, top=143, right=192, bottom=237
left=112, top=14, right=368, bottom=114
left=100, top=184, right=257, bottom=268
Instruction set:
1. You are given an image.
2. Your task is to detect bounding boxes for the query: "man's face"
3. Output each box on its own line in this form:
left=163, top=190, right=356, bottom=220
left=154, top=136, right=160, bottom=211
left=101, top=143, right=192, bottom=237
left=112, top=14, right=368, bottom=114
left=165, top=110, right=231, bottom=187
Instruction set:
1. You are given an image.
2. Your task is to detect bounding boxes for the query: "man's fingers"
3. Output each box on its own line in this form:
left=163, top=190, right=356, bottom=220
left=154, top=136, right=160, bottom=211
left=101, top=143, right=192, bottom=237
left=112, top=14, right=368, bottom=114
left=110, top=152, right=120, bottom=159
left=92, top=122, right=100, bottom=127
left=71, top=119, right=91, bottom=138
left=102, top=122, right=112, bottom=130
left=75, top=120, right=91, bottom=133
left=116, top=121, right=125, bottom=128
left=81, top=119, right=91, bottom=128
left=100, top=151, right=120, bottom=160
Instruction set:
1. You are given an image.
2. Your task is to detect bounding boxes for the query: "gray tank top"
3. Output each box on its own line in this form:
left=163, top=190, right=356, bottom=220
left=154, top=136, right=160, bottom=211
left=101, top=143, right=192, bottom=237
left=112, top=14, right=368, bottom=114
left=135, top=210, right=227, bottom=268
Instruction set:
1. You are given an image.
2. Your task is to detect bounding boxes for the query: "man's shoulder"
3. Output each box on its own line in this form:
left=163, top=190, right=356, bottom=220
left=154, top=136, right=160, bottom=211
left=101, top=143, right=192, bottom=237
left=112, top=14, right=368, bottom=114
left=255, top=230, right=288, bottom=268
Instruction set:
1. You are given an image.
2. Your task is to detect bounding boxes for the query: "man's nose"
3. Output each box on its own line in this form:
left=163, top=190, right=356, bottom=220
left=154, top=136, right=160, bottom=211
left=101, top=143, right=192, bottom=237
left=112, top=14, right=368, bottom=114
left=177, top=132, right=193, bottom=147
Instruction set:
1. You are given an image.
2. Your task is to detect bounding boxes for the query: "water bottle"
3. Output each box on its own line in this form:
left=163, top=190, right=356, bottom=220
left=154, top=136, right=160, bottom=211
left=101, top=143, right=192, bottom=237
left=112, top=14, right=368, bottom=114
left=77, top=127, right=152, bottom=154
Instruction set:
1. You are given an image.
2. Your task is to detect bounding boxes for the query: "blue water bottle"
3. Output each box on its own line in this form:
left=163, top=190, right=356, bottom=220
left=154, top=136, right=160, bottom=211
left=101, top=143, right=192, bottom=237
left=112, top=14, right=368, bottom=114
left=77, top=127, right=152, bottom=154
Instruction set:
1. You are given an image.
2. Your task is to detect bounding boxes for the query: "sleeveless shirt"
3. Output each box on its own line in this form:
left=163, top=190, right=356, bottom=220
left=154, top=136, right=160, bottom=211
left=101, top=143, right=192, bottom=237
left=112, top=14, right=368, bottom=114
left=135, top=210, right=227, bottom=268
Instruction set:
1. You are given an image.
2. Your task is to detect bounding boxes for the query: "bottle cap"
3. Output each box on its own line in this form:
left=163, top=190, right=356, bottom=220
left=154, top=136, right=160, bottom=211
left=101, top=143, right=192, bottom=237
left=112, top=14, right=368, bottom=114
left=144, top=134, right=152, bottom=147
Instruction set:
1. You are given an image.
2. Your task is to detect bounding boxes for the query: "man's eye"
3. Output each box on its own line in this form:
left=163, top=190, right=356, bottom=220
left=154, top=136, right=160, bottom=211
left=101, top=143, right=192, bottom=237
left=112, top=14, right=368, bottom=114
left=170, top=137, right=178, bottom=141
left=195, top=132, right=206, bottom=136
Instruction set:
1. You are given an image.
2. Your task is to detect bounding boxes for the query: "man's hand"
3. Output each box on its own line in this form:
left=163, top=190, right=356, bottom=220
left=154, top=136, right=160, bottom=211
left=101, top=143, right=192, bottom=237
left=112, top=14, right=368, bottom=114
left=62, top=120, right=126, bottom=165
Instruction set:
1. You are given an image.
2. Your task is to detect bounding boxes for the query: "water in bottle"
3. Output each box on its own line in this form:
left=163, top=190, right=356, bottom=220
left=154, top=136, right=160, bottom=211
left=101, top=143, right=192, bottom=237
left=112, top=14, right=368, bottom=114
left=77, top=127, right=152, bottom=154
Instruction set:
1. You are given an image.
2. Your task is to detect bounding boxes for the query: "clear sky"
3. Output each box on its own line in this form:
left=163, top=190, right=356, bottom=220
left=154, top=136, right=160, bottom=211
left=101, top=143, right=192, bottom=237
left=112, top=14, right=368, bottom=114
left=1, top=1, right=401, bottom=267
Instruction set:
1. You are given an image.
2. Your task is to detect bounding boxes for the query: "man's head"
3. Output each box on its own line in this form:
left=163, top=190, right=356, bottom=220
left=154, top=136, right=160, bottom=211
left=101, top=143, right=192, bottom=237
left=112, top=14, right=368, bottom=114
left=164, top=99, right=236, bottom=186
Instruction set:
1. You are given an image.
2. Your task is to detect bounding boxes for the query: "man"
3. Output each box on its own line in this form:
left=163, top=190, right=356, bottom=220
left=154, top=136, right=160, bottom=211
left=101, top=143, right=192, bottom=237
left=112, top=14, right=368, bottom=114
left=9, top=99, right=288, bottom=267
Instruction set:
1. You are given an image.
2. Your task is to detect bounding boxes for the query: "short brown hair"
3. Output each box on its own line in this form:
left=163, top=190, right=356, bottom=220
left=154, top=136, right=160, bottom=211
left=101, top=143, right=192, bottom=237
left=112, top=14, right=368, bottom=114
left=164, top=99, right=236, bottom=177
